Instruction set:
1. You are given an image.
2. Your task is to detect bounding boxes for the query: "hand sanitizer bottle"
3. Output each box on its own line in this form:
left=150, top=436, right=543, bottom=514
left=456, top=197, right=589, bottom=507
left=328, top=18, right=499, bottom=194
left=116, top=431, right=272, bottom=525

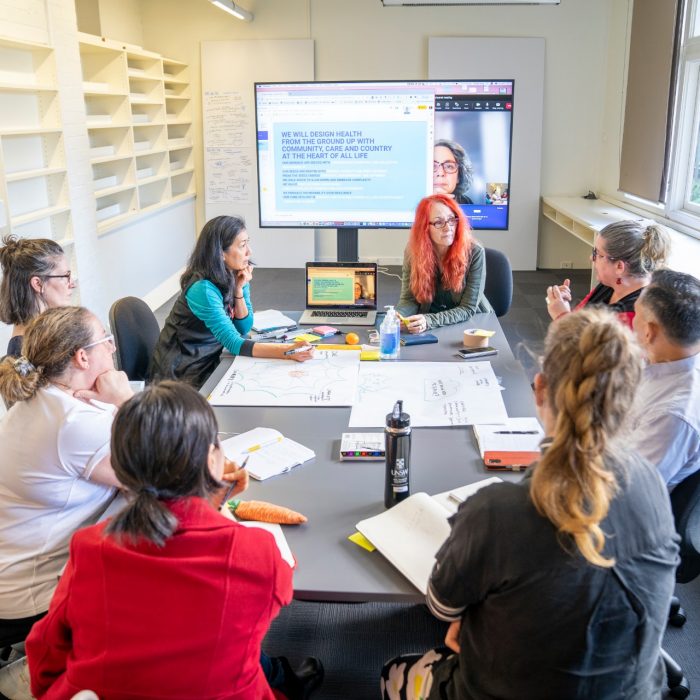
left=379, top=305, right=400, bottom=360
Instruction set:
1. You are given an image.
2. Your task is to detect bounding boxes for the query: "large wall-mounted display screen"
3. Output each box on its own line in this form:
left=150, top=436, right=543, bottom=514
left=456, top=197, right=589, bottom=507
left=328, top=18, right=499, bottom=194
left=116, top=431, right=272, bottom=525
left=255, top=79, right=514, bottom=231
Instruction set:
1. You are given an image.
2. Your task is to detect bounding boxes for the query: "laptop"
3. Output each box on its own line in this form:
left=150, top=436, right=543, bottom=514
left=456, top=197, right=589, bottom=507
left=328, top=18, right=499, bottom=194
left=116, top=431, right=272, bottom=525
left=299, top=262, right=378, bottom=326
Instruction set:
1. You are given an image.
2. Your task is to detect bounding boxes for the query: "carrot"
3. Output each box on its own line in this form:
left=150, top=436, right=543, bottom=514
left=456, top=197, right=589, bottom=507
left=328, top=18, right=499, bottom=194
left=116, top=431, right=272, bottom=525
left=228, top=499, right=307, bottom=525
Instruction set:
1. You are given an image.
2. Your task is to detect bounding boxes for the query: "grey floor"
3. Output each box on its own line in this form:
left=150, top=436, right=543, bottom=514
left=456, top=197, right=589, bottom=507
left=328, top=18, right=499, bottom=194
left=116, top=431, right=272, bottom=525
left=158, top=268, right=700, bottom=700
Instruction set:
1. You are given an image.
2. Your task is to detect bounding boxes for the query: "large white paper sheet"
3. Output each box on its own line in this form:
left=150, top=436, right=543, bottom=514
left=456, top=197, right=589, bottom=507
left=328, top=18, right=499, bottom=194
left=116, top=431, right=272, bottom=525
left=208, top=350, right=360, bottom=406
left=349, top=361, right=508, bottom=427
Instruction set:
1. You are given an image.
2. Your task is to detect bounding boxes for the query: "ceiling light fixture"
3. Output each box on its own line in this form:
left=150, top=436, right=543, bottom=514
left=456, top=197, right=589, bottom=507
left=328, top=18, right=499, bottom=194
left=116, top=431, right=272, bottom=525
left=209, top=0, right=254, bottom=22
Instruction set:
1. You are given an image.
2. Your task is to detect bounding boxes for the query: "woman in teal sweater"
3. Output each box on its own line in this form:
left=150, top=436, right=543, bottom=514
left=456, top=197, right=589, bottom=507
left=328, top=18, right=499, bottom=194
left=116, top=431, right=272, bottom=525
left=151, top=216, right=313, bottom=388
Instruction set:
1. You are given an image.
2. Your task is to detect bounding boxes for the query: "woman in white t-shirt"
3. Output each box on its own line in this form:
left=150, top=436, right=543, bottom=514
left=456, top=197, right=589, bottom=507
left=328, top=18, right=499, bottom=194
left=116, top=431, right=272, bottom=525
left=0, top=306, right=133, bottom=647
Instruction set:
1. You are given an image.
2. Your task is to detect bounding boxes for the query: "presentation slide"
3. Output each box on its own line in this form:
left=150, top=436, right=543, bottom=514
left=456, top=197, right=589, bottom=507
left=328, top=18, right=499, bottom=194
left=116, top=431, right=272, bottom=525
left=271, top=121, right=428, bottom=213
left=310, top=275, right=354, bottom=304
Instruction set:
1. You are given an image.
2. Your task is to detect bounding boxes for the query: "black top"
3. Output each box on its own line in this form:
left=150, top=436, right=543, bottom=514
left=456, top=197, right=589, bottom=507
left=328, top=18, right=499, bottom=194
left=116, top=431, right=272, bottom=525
left=427, top=456, right=679, bottom=700
left=578, top=282, right=642, bottom=313
left=149, top=275, right=253, bottom=389
left=6, top=335, right=22, bottom=358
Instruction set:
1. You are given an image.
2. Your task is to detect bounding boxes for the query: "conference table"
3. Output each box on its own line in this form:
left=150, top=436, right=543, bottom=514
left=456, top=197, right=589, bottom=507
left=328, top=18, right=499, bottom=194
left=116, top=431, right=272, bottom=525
left=200, top=312, right=536, bottom=604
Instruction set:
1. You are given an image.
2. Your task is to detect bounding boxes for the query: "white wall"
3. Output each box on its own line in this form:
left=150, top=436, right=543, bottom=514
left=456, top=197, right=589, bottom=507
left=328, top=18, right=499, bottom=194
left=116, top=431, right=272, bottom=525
left=134, top=0, right=630, bottom=270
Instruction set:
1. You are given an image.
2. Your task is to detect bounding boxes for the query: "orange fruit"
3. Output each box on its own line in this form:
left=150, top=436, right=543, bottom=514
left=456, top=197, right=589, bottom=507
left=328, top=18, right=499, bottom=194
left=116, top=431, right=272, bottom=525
left=345, top=332, right=360, bottom=345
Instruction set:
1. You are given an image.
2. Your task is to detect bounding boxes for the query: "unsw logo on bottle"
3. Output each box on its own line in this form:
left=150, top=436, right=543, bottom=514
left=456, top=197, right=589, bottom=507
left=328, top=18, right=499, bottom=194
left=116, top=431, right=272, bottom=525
left=392, top=458, right=408, bottom=491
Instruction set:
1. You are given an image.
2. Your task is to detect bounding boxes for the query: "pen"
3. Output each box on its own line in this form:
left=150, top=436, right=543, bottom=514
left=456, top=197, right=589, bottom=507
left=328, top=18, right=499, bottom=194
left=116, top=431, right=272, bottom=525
left=494, top=430, right=540, bottom=434
left=221, top=455, right=249, bottom=506
left=284, top=345, right=313, bottom=356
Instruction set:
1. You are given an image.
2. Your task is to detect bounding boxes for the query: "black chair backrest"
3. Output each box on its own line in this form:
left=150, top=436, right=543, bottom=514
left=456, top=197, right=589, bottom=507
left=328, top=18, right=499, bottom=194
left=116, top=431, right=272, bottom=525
left=483, top=247, right=513, bottom=317
left=108, top=296, right=160, bottom=382
left=670, top=468, right=700, bottom=584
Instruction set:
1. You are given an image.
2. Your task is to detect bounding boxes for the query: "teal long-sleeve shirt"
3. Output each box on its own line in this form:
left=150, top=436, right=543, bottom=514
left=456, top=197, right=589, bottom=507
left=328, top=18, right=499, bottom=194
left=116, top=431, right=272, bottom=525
left=185, top=279, right=255, bottom=355
left=397, top=243, right=492, bottom=329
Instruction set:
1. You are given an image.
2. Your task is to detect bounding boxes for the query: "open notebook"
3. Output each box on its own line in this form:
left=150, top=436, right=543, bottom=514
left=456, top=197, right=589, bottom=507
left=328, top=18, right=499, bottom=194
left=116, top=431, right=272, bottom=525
left=220, top=427, right=315, bottom=481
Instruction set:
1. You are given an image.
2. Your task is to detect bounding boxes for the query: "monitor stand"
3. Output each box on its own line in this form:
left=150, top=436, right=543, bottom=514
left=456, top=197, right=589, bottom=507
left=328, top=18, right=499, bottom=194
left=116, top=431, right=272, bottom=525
left=337, top=227, right=358, bottom=262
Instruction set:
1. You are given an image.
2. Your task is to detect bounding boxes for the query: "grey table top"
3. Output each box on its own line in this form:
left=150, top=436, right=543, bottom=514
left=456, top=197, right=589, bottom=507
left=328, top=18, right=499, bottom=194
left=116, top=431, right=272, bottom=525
left=201, top=312, right=536, bottom=603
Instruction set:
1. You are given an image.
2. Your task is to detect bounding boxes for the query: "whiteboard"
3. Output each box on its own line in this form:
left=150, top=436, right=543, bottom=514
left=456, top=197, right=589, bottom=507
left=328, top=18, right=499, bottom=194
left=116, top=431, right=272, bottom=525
left=429, top=37, right=545, bottom=271
left=201, top=40, right=315, bottom=267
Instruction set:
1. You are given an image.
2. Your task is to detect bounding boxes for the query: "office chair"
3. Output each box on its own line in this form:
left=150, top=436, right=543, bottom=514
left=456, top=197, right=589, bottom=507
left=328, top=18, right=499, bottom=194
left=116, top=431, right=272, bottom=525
left=663, top=468, right=700, bottom=699
left=108, top=296, right=160, bottom=382
left=483, top=247, right=513, bottom=317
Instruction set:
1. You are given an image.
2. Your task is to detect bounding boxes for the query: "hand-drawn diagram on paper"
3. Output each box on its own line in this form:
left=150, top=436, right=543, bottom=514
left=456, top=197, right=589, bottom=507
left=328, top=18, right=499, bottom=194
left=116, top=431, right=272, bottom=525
left=349, top=361, right=508, bottom=427
left=207, top=350, right=361, bottom=406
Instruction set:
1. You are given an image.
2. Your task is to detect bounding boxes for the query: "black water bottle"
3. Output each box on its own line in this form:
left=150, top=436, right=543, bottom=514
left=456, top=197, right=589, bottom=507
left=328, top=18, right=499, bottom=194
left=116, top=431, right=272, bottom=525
left=384, top=400, right=411, bottom=508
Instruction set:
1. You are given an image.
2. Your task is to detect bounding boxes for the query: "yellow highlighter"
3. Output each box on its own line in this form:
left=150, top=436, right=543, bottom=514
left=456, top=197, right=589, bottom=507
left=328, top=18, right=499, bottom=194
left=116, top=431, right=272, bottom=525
left=396, top=311, right=411, bottom=329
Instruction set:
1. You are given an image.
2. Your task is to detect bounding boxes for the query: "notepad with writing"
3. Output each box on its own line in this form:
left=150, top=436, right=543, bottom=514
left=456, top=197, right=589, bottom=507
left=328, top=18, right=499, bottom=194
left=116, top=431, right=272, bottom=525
left=473, top=417, right=544, bottom=470
left=355, top=478, right=501, bottom=593
left=220, top=427, right=315, bottom=481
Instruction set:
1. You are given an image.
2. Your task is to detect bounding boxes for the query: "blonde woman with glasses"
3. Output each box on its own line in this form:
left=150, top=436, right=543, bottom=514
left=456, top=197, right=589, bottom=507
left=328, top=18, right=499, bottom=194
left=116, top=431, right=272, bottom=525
left=0, top=306, right=133, bottom=650
left=545, top=220, right=670, bottom=328
left=0, top=235, right=76, bottom=357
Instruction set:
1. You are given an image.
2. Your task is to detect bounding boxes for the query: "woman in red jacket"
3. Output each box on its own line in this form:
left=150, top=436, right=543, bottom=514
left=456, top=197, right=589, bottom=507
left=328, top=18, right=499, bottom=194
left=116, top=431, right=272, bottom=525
left=26, top=381, right=323, bottom=700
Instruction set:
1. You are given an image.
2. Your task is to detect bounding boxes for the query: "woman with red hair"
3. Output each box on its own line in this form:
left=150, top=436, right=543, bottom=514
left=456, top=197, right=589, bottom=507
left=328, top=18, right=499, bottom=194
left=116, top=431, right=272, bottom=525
left=397, top=194, right=491, bottom=333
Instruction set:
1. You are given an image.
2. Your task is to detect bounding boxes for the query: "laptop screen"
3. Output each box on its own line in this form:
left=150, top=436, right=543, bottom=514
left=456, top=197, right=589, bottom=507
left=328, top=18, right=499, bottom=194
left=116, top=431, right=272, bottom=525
left=305, top=262, right=378, bottom=310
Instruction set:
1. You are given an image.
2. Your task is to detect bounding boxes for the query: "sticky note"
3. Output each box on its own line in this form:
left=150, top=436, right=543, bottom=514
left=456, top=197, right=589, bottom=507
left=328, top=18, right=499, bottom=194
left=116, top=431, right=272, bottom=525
left=348, top=531, right=376, bottom=552
left=295, top=333, right=322, bottom=343
left=360, top=349, right=380, bottom=361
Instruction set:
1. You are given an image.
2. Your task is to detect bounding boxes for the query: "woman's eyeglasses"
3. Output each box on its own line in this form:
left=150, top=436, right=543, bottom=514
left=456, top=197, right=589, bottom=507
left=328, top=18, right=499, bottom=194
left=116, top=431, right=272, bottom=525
left=44, top=271, right=72, bottom=283
left=591, top=247, right=615, bottom=262
left=430, top=216, right=459, bottom=230
left=83, top=333, right=115, bottom=350
left=433, top=160, right=459, bottom=175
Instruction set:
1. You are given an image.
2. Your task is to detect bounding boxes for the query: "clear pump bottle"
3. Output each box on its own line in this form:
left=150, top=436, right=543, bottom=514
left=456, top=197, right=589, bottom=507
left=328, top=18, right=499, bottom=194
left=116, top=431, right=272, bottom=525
left=379, top=305, right=400, bottom=360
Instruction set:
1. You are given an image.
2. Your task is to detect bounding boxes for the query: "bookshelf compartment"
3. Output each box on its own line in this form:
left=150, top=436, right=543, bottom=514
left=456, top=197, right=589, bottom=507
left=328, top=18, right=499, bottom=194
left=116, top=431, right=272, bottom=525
left=96, top=189, right=137, bottom=225
left=167, top=122, right=191, bottom=148
left=2, top=132, right=64, bottom=174
left=92, top=158, right=134, bottom=192
left=129, top=76, right=163, bottom=104
left=85, top=93, right=129, bottom=127
left=6, top=172, right=67, bottom=218
left=131, top=103, right=165, bottom=125
left=166, top=97, right=191, bottom=123
left=0, top=90, right=60, bottom=131
left=133, top=124, right=166, bottom=153
left=136, top=151, right=167, bottom=181
left=138, top=177, right=169, bottom=209
left=79, top=39, right=127, bottom=95
left=162, top=59, right=188, bottom=82
left=13, top=208, right=72, bottom=242
left=0, top=41, right=55, bottom=88
left=171, top=170, right=194, bottom=197
left=88, top=126, right=132, bottom=160
left=169, top=146, right=193, bottom=172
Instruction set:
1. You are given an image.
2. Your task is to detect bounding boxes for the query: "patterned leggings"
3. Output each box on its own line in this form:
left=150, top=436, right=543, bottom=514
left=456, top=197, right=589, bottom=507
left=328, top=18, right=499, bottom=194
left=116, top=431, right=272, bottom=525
left=380, top=648, right=454, bottom=700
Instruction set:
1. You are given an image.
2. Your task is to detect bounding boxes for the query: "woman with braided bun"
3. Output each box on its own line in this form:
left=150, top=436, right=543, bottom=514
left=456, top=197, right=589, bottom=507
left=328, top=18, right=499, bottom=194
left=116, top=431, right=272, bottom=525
left=0, top=235, right=76, bottom=356
left=27, top=381, right=323, bottom=700
left=0, top=306, right=133, bottom=648
left=545, top=219, right=671, bottom=327
left=381, top=308, right=679, bottom=700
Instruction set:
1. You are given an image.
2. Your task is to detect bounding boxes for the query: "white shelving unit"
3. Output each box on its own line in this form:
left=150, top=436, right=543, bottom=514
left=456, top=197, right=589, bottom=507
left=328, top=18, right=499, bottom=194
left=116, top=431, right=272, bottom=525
left=78, top=34, right=194, bottom=233
left=0, top=37, right=72, bottom=242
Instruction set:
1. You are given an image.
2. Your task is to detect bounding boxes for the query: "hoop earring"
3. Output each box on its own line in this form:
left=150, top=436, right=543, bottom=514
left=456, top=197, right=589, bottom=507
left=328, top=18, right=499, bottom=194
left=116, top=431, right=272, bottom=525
left=616, top=277, right=622, bottom=285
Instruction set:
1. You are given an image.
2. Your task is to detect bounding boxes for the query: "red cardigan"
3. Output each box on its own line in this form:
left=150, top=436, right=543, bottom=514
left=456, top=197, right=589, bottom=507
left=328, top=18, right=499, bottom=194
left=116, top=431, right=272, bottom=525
left=26, top=497, right=293, bottom=700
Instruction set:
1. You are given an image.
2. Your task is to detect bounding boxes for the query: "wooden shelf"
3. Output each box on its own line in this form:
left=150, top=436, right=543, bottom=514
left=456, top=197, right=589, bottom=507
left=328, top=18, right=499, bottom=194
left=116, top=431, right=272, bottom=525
left=0, top=37, right=72, bottom=244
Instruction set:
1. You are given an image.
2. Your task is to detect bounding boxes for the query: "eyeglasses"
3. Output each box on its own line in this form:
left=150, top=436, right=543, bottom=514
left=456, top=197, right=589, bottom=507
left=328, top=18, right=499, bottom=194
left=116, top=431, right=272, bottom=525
left=591, top=247, right=615, bottom=262
left=83, top=333, right=115, bottom=350
left=433, top=160, right=459, bottom=175
left=44, top=271, right=72, bottom=283
left=429, top=216, right=459, bottom=230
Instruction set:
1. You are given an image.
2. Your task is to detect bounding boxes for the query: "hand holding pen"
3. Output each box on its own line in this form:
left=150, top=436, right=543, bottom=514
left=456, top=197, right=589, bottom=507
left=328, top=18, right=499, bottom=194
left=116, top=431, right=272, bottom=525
left=220, top=455, right=249, bottom=509
left=282, top=340, right=315, bottom=362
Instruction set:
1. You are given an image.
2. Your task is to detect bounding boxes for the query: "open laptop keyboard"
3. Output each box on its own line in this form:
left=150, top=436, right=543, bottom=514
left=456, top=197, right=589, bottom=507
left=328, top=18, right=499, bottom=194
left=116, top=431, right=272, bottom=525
left=310, top=310, right=369, bottom=318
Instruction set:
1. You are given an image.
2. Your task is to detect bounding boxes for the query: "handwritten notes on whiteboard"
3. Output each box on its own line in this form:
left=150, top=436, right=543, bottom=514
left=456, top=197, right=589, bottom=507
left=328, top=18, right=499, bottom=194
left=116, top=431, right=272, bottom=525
left=349, top=361, right=508, bottom=427
left=208, top=350, right=361, bottom=407
left=203, top=90, right=253, bottom=203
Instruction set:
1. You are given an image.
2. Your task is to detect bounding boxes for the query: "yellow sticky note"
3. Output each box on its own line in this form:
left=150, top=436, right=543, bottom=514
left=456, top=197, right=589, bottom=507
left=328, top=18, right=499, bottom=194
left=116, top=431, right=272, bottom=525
left=295, top=333, right=322, bottom=343
left=348, top=531, right=376, bottom=552
left=471, top=329, right=495, bottom=338
left=360, top=349, right=380, bottom=361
